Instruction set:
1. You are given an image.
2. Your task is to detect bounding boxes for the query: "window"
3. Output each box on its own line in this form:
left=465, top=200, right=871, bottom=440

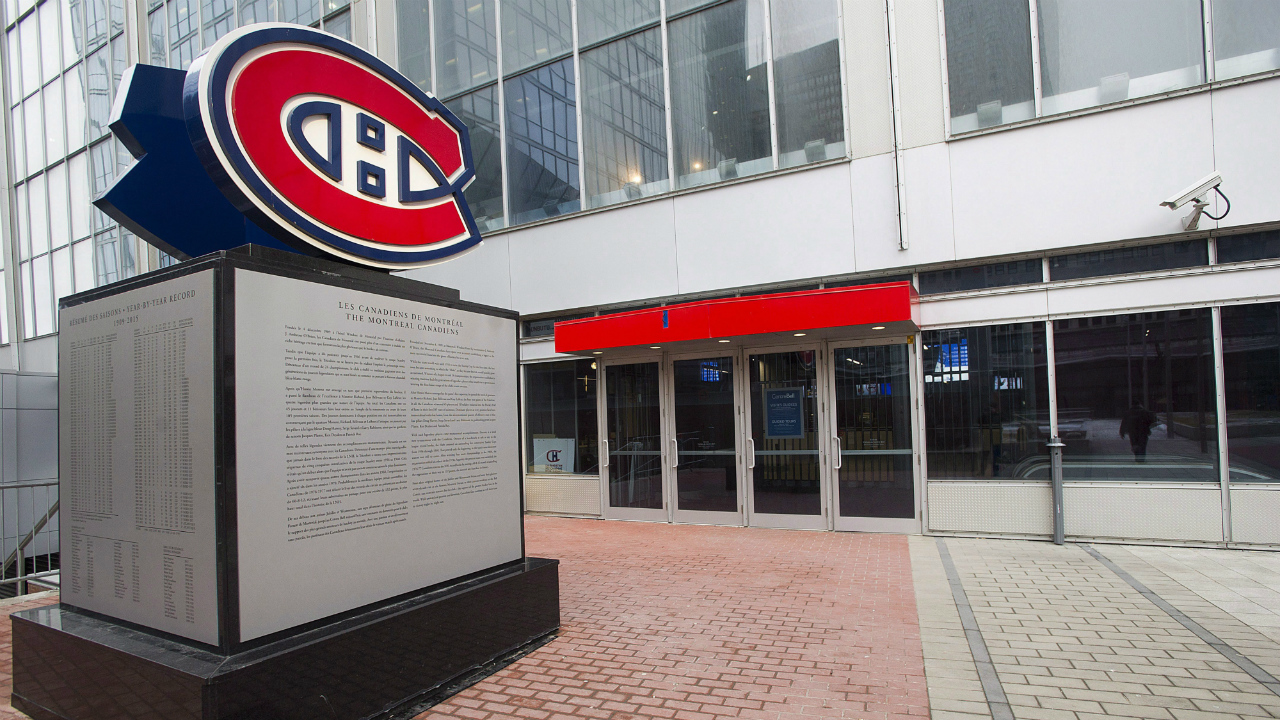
left=1038, top=0, right=1203, bottom=115
left=397, top=0, right=431, bottom=91
left=1053, top=310, right=1217, bottom=482
left=943, top=0, right=1034, bottom=131
left=521, top=312, right=590, bottom=338
left=1049, top=240, right=1208, bottom=281
left=824, top=274, right=913, bottom=290
left=500, top=0, right=573, bottom=76
left=1221, top=302, right=1280, bottom=482
left=1212, top=0, right=1280, bottom=81
left=524, top=360, right=599, bottom=475
left=1217, top=230, right=1280, bottom=264
left=504, top=57, right=581, bottom=224
left=923, top=323, right=1049, bottom=480
left=580, top=28, right=669, bottom=208
left=576, top=0, right=657, bottom=47
left=433, top=0, right=498, bottom=97
left=668, top=0, right=771, bottom=190
left=446, top=85, right=506, bottom=231
left=770, top=0, right=843, bottom=167
left=918, top=260, right=1041, bottom=295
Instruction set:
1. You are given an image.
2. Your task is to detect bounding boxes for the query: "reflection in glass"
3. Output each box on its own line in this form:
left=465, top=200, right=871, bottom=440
left=581, top=28, right=669, bottom=209
left=524, top=360, right=599, bottom=475
left=1048, top=240, right=1208, bottom=281
left=834, top=345, right=913, bottom=518
left=501, top=0, right=573, bottom=76
left=943, top=0, right=1034, bottom=132
left=1222, top=303, right=1280, bottom=483
left=577, top=0, right=658, bottom=47
left=749, top=351, right=821, bottom=516
left=923, top=323, right=1049, bottom=479
left=918, top=260, right=1041, bottom=295
left=1218, top=230, right=1280, bottom=264
left=668, top=0, right=771, bottom=189
left=239, top=0, right=276, bottom=25
left=434, top=0, right=498, bottom=97
left=149, top=8, right=167, bottom=64
left=505, top=58, right=581, bottom=224
left=324, top=9, right=352, bottom=40
left=673, top=358, right=737, bottom=513
left=203, top=0, right=235, bottom=45
left=397, top=0, right=431, bottom=91
left=168, top=0, right=200, bottom=69
left=279, top=0, right=320, bottom=27
left=1038, top=0, right=1203, bottom=115
left=66, top=64, right=87, bottom=152
left=447, top=86, right=505, bottom=231
left=1213, top=0, right=1280, bottom=80
left=1054, top=311, right=1217, bottom=481
left=771, top=0, right=844, bottom=167
left=84, top=0, right=107, bottom=51
left=606, top=363, right=663, bottom=509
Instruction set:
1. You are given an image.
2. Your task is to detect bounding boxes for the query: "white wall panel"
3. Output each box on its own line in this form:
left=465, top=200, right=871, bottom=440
left=1230, top=486, right=1280, bottom=546
left=927, top=482, right=1053, bottom=536
left=399, top=234, right=514, bottom=309
left=893, top=0, right=945, bottom=149
left=520, top=339, right=574, bottom=362
left=902, top=143, right=955, bottom=258
left=1210, top=78, right=1280, bottom=229
left=1063, top=484, right=1222, bottom=542
left=672, top=164, right=855, bottom=293
left=510, top=200, right=680, bottom=315
left=919, top=288, right=1049, bottom=328
left=843, top=0, right=894, bottom=159
left=949, top=95, right=1215, bottom=260
left=850, top=152, right=938, bottom=272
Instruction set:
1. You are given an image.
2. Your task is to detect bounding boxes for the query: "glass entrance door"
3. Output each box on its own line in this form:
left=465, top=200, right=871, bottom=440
left=831, top=343, right=918, bottom=532
left=671, top=356, right=742, bottom=523
left=746, top=349, right=828, bottom=529
left=602, top=361, right=667, bottom=521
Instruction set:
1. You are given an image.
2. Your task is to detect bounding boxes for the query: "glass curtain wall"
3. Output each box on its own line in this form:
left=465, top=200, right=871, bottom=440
left=1221, top=303, right=1280, bottom=483
left=944, top=0, right=1269, bottom=132
left=1053, top=311, right=1218, bottom=482
left=922, top=323, right=1050, bottom=480
left=413, top=0, right=845, bottom=226
left=523, top=359, right=599, bottom=475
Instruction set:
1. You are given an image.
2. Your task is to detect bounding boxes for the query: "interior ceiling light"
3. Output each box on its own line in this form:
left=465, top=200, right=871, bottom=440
left=650, top=346, right=661, bottom=349
left=718, top=339, right=731, bottom=343
left=793, top=332, right=806, bottom=337
left=872, top=326, right=886, bottom=330
left=592, top=351, right=603, bottom=355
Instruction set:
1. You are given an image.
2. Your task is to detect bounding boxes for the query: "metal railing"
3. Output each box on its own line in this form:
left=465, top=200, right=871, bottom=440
left=0, top=480, right=60, bottom=597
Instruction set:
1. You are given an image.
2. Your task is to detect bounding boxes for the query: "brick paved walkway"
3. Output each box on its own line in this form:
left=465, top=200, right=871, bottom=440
left=418, top=517, right=929, bottom=720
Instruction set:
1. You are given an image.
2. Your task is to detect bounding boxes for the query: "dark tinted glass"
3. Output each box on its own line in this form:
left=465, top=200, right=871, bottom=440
left=1049, top=240, right=1207, bottom=281
left=504, top=57, right=581, bottom=224
left=825, top=274, right=913, bottom=290
left=606, top=362, right=664, bottom=508
left=834, top=344, right=913, bottom=517
left=1054, top=310, right=1217, bottom=481
left=448, top=86, right=505, bottom=232
left=943, top=0, right=1035, bottom=131
left=521, top=313, right=592, bottom=338
left=523, top=360, right=599, bottom=475
left=1217, top=230, right=1280, bottom=264
left=919, top=260, right=1042, bottom=295
left=923, top=323, right=1050, bottom=479
left=1221, top=302, right=1280, bottom=482
left=672, top=357, right=737, bottom=513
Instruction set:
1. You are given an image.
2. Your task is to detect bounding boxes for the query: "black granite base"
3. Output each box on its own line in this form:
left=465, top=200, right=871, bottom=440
left=11, top=558, right=559, bottom=720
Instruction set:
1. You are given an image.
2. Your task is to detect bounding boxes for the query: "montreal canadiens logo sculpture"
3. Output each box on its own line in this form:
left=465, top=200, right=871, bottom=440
left=96, top=24, right=481, bottom=269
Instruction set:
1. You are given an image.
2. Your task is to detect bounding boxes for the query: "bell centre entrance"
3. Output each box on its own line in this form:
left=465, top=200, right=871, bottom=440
left=559, top=283, right=923, bottom=533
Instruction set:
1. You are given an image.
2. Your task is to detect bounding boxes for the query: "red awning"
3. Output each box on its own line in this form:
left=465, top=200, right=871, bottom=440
left=554, top=281, right=919, bottom=354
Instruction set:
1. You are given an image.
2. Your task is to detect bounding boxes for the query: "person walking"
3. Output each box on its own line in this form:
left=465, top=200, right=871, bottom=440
left=1119, top=403, right=1158, bottom=462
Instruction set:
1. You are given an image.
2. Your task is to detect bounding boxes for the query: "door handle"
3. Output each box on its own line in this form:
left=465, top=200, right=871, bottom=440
left=747, top=438, right=756, bottom=469
left=833, top=435, right=842, bottom=470
left=601, top=439, right=609, bottom=468
left=671, top=438, right=678, bottom=468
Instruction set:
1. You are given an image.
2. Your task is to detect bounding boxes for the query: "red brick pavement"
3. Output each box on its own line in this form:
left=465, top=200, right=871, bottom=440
left=0, top=518, right=929, bottom=720
left=418, top=517, right=928, bottom=720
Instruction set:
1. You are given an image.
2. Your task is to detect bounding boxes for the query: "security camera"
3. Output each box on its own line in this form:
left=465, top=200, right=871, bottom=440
left=1161, top=172, right=1222, bottom=210
left=1161, top=172, right=1229, bottom=231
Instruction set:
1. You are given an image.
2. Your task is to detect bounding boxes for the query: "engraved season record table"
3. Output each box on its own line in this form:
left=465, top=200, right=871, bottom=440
left=11, top=245, right=559, bottom=720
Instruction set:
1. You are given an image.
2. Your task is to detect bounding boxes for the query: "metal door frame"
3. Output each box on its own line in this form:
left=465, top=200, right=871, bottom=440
left=597, top=354, right=671, bottom=522
left=826, top=336, right=923, bottom=534
left=665, top=349, right=746, bottom=526
left=739, top=341, right=831, bottom=531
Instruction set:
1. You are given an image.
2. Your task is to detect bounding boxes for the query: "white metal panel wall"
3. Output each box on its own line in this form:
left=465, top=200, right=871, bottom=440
left=902, top=143, right=955, bottom=257
left=948, top=94, right=1216, bottom=260
left=1231, top=487, right=1280, bottom=546
left=672, top=163, right=856, bottom=293
left=843, top=0, right=895, bottom=159
left=1063, top=485, right=1223, bottom=542
left=1209, top=78, right=1280, bottom=229
left=525, top=475, right=602, bottom=516
left=892, top=0, right=945, bottom=149
left=402, top=234, right=515, bottom=310
left=851, top=152, right=946, bottom=271
left=927, top=482, right=1053, bottom=537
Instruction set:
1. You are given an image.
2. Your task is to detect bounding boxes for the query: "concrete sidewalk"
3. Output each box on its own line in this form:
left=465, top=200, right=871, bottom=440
left=1, top=519, right=1279, bottom=720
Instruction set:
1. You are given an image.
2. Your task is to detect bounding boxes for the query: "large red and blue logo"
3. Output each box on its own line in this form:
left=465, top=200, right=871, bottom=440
left=96, top=24, right=481, bottom=269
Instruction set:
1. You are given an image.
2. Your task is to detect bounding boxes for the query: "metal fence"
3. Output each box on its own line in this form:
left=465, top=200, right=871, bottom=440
left=0, top=480, right=60, bottom=596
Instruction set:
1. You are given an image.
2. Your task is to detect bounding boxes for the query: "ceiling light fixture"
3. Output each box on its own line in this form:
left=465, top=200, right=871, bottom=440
left=793, top=332, right=806, bottom=337
left=872, top=326, right=886, bottom=330
left=718, top=339, right=731, bottom=343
